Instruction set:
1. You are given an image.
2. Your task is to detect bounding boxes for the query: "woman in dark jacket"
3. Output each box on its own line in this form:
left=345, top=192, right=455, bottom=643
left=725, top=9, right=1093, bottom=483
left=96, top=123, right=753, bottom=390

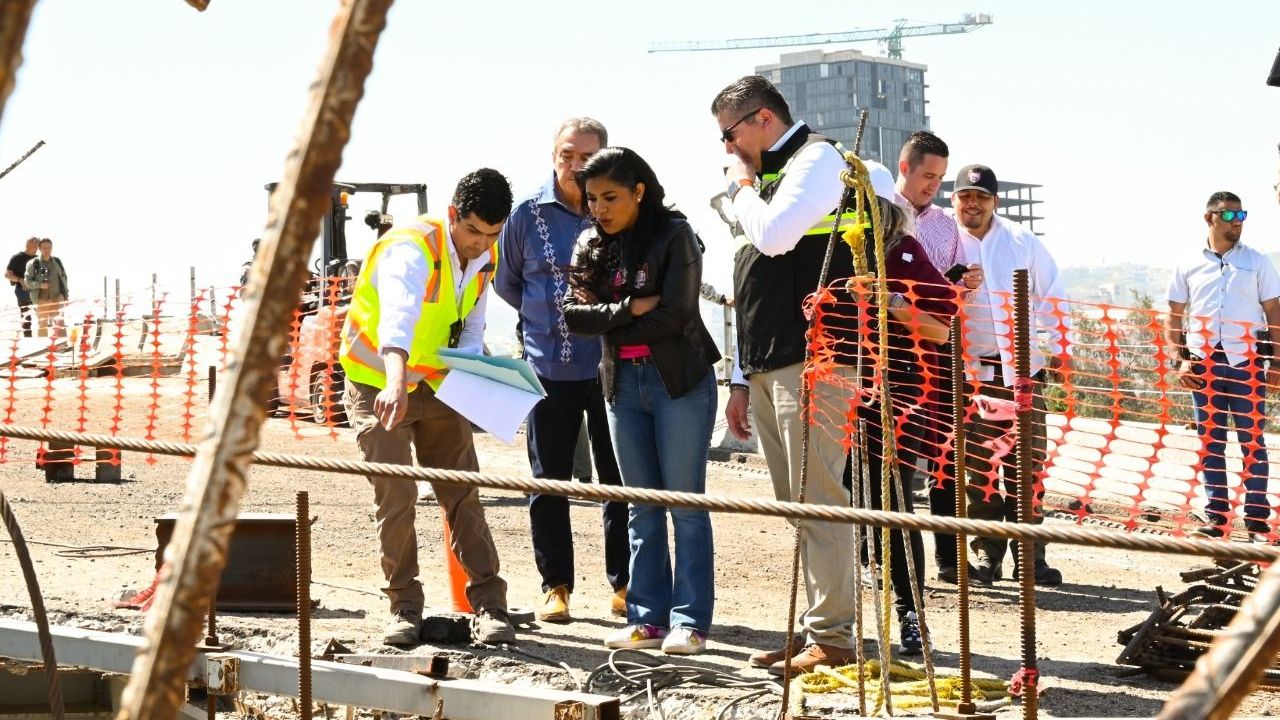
left=563, top=147, right=720, bottom=655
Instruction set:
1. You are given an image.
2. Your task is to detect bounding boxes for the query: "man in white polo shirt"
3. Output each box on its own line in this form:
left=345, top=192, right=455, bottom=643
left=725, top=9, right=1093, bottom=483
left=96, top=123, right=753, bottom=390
left=952, top=164, right=1069, bottom=587
left=1165, top=190, right=1280, bottom=540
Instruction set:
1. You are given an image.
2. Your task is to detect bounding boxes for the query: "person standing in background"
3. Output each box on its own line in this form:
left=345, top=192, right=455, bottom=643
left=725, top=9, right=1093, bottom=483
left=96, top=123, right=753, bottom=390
left=6, top=237, right=37, bottom=337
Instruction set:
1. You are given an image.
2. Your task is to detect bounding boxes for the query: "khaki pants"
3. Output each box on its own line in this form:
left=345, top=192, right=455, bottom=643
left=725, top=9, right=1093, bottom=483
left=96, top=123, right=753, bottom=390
left=749, top=362, right=856, bottom=649
left=964, top=372, right=1049, bottom=567
left=345, top=378, right=507, bottom=614
left=34, top=298, right=63, bottom=338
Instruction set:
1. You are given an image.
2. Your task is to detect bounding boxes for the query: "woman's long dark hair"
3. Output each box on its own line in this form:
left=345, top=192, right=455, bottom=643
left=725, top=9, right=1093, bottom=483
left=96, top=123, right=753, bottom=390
left=569, top=147, right=672, bottom=295
left=576, top=147, right=670, bottom=239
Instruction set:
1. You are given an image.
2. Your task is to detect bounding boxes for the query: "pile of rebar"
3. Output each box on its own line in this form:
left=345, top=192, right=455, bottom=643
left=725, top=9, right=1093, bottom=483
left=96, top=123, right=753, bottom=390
left=1117, top=562, right=1280, bottom=688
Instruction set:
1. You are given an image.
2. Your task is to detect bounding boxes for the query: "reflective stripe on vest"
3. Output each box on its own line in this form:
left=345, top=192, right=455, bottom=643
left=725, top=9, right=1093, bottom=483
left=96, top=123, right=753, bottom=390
left=761, top=139, right=852, bottom=237
left=339, top=216, right=497, bottom=392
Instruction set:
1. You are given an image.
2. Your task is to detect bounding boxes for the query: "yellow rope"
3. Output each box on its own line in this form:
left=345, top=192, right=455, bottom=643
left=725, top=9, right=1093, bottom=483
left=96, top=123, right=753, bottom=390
left=838, top=152, right=897, bottom=713
left=793, top=660, right=1012, bottom=715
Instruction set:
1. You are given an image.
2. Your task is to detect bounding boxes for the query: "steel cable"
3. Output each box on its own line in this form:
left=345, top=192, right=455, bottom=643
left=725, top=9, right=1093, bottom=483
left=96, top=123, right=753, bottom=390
left=0, top=423, right=1277, bottom=563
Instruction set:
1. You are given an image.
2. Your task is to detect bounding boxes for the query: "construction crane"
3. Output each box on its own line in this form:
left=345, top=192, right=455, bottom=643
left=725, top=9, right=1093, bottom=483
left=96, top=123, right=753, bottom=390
left=649, top=13, right=992, bottom=59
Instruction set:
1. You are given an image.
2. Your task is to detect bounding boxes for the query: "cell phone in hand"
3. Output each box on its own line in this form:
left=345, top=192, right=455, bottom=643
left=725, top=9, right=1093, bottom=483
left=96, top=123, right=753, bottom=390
left=944, top=263, right=969, bottom=284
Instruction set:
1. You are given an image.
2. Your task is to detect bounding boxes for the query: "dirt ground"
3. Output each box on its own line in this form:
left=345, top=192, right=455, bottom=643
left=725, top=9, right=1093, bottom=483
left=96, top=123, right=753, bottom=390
left=0, top=379, right=1277, bottom=718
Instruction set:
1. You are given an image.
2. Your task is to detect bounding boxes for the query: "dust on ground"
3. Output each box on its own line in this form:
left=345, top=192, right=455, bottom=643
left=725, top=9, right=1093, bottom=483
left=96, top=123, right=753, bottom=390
left=0, top=409, right=1275, bottom=719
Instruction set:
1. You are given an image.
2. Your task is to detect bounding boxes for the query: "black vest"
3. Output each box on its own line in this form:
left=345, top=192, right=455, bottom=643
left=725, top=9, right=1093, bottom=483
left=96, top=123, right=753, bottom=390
left=733, top=126, right=856, bottom=376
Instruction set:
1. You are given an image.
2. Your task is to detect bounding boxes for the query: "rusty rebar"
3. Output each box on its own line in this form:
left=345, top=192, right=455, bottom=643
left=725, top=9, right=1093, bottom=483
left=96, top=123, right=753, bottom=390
left=951, top=317, right=975, bottom=710
left=115, top=3, right=394, bottom=719
left=777, top=158, right=858, bottom=717
left=1158, top=558, right=1280, bottom=719
left=297, top=491, right=312, bottom=720
left=1012, top=269, right=1038, bottom=720
left=0, top=139, right=44, bottom=182
left=852, top=109, right=869, bottom=155
left=0, top=0, right=36, bottom=128
left=0, top=491, right=64, bottom=720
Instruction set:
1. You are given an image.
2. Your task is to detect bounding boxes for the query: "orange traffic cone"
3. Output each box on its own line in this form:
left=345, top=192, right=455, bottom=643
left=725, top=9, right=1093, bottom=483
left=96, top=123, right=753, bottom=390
left=443, top=519, right=471, bottom=613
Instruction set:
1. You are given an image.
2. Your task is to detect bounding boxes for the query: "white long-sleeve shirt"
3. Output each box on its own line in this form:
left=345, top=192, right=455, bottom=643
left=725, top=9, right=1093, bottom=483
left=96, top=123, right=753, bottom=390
left=729, top=122, right=846, bottom=385
left=730, top=122, right=847, bottom=258
left=957, top=214, right=1068, bottom=385
left=375, top=225, right=488, bottom=357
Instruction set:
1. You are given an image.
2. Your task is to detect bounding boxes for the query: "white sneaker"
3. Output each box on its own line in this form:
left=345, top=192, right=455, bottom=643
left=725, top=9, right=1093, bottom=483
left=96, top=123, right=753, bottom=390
left=661, top=626, right=707, bottom=655
left=605, top=623, right=667, bottom=649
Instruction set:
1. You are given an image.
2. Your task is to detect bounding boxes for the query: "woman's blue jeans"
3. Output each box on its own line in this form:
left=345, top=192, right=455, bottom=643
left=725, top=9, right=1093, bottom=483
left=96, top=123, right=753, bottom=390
left=607, top=362, right=716, bottom=633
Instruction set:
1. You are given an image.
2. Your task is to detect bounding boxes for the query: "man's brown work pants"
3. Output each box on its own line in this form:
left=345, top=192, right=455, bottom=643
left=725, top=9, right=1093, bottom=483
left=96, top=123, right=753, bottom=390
left=345, top=378, right=507, bottom=614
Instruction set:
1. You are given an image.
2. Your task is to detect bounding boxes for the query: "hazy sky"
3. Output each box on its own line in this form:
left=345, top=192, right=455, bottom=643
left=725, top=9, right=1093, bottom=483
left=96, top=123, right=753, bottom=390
left=1, top=0, right=1278, bottom=305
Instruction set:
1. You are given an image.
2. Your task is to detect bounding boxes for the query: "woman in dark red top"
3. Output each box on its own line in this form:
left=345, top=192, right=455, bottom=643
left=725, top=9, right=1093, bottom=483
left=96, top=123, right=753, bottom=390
left=838, top=192, right=958, bottom=657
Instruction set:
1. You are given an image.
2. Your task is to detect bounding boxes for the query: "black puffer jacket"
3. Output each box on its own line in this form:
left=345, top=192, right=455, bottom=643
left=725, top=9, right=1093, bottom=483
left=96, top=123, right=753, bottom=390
left=563, top=216, right=721, bottom=401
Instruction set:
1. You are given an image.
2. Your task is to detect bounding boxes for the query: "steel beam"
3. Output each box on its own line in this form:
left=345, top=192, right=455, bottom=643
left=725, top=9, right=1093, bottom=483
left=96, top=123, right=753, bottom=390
left=0, top=620, right=620, bottom=720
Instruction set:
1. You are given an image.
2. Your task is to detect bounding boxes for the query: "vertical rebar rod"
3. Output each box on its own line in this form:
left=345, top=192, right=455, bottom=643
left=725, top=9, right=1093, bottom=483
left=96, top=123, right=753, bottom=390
left=1012, top=269, right=1038, bottom=720
left=951, top=317, right=976, bottom=709
left=114, top=279, right=121, bottom=318
left=0, top=0, right=37, bottom=128
left=190, top=267, right=196, bottom=306
left=297, top=491, right=312, bottom=720
left=115, top=3, right=394, bottom=719
left=0, top=491, right=64, bottom=720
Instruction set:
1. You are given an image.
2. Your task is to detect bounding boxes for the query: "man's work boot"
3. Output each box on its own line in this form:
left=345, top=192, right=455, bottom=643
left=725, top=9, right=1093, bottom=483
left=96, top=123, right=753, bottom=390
left=749, top=634, right=804, bottom=668
left=383, top=608, right=422, bottom=647
left=472, top=608, right=517, bottom=645
left=768, top=643, right=853, bottom=676
left=610, top=586, right=627, bottom=618
left=936, top=564, right=958, bottom=584
left=1013, top=559, right=1063, bottom=586
left=969, top=556, right=1001, bottom=587
left=537, top=585, right=571, bottom=623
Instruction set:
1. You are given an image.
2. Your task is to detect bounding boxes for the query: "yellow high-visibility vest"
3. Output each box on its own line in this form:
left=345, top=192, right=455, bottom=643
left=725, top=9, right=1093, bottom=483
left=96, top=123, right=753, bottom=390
left=339, top=216, right=498, bottom=392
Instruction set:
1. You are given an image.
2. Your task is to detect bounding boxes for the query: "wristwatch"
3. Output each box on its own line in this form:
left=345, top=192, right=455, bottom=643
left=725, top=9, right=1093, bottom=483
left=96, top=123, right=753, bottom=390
left=729, top=382, right=750, bottom=393
left=888, top=292, right=909, bottom=310
left=726, top=177, right=754, bottom=201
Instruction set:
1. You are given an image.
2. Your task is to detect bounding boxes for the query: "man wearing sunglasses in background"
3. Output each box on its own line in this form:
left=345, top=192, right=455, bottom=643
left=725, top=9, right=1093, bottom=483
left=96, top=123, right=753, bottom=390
left=1165, top=191, right=1280, bottom=541
left=711, top=75, right=861, bottom=675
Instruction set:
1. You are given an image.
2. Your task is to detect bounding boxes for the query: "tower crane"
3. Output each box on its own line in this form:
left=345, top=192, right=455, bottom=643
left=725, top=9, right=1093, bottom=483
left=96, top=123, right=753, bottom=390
left=649, top=13, right=992, bottom=59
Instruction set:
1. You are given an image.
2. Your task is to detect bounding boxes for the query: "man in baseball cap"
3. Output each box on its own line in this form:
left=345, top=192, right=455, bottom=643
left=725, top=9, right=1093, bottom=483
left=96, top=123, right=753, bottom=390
left=951, top=163, right=1070, bottom=588
left=953, top=164, right=999, bottom=197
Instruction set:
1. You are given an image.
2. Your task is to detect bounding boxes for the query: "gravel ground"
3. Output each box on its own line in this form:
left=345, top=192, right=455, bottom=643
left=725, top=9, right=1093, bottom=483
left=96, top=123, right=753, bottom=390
left=0, top=381, right=1276, bottom=718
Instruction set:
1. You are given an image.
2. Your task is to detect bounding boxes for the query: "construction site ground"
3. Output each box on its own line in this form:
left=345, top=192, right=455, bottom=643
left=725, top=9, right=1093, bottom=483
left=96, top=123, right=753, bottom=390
left=1, top=401, right=1278, bottom=719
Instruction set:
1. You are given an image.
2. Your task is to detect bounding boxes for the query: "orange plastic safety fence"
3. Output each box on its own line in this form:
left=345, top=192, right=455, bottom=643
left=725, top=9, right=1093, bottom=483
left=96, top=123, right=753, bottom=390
left=807, top=276, right=1280, bottom=543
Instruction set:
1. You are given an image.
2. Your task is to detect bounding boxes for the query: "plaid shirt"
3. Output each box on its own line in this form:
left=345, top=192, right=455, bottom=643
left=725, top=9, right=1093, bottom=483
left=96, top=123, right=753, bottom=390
left=897, top=192, right=961, bottom=273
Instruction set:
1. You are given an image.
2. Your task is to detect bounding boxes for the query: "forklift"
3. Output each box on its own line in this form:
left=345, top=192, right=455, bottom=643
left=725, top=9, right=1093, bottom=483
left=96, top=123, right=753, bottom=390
left=264, top=182, right=428, bottom=426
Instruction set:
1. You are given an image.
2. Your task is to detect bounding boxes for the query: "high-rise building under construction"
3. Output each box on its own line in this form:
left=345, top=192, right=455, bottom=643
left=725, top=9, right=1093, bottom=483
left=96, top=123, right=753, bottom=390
left=755, top=47, right=1042, bottom=232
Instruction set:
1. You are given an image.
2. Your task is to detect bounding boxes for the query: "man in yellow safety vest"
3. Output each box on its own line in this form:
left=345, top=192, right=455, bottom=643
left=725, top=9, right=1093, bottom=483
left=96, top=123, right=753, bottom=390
left=339, top=168, right=515, bottom=646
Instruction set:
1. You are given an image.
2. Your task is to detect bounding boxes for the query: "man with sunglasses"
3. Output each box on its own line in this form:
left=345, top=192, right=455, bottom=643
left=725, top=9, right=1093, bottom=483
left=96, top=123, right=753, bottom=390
left=1165, top=191, right=1280, bottom=541
left=712, top=75, right=861, bottom=674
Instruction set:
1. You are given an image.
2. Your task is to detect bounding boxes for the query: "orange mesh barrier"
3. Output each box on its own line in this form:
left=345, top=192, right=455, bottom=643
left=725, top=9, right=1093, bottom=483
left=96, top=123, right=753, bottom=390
left=806, top=276, right=1280, bottom=543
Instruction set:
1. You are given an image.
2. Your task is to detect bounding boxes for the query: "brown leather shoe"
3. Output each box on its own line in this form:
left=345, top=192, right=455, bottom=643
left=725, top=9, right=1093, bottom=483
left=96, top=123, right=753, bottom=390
left=749, top=635, right=804, bottom=668
left=768, top=643, right=854, bottom=676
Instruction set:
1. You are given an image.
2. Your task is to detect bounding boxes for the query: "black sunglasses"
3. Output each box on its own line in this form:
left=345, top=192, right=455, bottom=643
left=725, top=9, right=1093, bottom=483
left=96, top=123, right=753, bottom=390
left=719, top=108, right=763, bottom=143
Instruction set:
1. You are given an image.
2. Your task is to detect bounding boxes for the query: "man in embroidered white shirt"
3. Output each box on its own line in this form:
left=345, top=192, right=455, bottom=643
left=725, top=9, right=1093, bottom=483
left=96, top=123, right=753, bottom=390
left=952, top=164, right=1069, bottom=587
left=1165, top=190, right=1280, bottom=540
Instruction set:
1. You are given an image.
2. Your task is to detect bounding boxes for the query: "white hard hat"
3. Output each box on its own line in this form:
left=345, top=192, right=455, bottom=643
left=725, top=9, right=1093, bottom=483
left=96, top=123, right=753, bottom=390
left=862, top=160, right=896, bottom=202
